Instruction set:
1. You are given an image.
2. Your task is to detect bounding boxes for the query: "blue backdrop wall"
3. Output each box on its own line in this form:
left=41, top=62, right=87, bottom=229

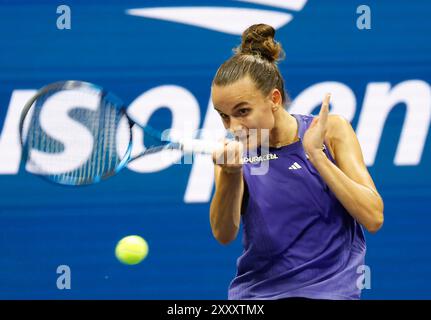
left=0, top=0, right=430, bottom=299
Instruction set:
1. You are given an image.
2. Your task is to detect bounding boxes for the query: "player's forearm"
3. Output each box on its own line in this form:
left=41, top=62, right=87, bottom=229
left=210, top=168, right=243, bottom=244
left=308, top=152, right=384, bottom=233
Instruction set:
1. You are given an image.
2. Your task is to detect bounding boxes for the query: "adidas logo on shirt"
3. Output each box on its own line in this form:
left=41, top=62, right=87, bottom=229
left=288, top=162, right=302, bottom=170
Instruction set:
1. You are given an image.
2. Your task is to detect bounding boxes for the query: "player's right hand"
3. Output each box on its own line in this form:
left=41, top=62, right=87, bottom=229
left=212, top=139, right=244, bottom=174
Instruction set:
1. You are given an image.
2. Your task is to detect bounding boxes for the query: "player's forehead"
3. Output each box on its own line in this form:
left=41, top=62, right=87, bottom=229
left=211, top=76, right=261, bottom=111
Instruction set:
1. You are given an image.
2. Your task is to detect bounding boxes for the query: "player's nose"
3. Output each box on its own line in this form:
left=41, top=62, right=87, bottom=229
left=229, top=128, right=247, bottom=141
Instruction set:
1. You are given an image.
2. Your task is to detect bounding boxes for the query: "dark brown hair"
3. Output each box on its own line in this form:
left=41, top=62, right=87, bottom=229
left=213, top=24, right=288, bottom=105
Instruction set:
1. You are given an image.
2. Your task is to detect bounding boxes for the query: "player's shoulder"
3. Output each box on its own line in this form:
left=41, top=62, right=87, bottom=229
left=326, top=114, right=351, bottom=140
left=296, top=113, right=349, bottom=137
left=324, top=115, right=354, bottom=160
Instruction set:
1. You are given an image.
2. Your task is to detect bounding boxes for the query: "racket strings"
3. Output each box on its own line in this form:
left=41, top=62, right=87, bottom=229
left=23, top=87, right=130, bottom=185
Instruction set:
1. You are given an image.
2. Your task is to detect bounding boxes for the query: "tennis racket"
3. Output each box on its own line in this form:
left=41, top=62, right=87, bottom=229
left=19, top=80, right=230, bottom=186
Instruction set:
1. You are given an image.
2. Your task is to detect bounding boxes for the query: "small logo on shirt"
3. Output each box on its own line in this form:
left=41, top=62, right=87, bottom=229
left=288, top=162, right=302, bottom=170
left=242, top=153, right=279, bottom=164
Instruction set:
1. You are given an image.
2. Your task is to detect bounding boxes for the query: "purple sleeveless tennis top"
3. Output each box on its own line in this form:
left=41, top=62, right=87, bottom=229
left=228, top=114, right=366, bottom=300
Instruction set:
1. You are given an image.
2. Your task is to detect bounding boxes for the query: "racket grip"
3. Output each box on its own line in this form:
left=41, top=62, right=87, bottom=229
left=180, top=139, right=223, bottom=155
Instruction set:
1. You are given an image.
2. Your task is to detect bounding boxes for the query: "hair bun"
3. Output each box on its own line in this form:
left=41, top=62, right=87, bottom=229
left=237, top=24, right=284, bottom=63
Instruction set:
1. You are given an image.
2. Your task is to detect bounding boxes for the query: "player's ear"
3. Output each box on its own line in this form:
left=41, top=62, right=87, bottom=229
left=270, top=88, right=282, bottom=112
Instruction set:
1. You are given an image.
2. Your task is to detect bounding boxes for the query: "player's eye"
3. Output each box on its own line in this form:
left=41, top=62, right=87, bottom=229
left=237, top=108, right=250, bottom=116
left=219, top=113, right=229, bottom=120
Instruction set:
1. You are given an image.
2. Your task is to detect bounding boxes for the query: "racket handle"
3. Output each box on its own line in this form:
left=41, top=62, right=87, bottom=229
left=179, top=138, right=224, bottom=155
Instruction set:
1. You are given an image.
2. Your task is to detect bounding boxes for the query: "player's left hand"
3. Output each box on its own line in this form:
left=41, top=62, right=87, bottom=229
left=302, top=93, right=331, bottom=159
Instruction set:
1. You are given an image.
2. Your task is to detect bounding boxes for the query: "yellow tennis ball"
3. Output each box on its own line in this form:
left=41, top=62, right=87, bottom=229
left=115, top=235, right=149, bottom=265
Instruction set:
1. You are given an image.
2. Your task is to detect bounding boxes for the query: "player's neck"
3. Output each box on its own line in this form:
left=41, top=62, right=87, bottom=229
left=268, top=110, right=298, bottom=148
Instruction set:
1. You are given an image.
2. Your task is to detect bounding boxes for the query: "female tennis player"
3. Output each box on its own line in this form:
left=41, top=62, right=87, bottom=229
left=209, top=24, right=384, bottom=300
